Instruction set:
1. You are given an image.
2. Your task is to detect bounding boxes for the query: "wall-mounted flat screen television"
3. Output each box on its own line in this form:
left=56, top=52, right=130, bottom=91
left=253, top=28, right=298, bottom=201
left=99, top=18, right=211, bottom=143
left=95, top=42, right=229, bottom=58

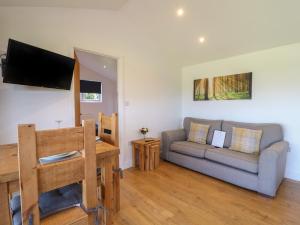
left=2, top=39, right=75, bottom=90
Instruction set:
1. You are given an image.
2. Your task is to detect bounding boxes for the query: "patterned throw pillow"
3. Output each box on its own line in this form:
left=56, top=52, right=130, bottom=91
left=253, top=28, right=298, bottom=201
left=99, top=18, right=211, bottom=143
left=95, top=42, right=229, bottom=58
left=188, top=122, right=210, bottom=144
left=229, top=127, right=263, bottom=154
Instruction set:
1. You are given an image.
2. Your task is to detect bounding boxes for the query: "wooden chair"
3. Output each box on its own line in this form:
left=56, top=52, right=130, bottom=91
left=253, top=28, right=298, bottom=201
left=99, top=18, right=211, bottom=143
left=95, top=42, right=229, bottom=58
left=17, top=120, right=99, bottom=225
left=97, top=113, right=121, bottom=215
left=98, top=113, right=119, bottom=147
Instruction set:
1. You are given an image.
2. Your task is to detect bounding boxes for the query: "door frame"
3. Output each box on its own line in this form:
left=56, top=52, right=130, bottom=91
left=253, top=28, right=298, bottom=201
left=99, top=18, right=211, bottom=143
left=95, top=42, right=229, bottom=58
left=73, top=51, right=81, bottom=127
left=73, top=47, right=125, bottom=168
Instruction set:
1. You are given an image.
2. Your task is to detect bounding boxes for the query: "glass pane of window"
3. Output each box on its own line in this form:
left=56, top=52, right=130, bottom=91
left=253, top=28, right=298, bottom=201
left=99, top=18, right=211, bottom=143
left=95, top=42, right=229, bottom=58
left=80, top=93, right=102, bottom=102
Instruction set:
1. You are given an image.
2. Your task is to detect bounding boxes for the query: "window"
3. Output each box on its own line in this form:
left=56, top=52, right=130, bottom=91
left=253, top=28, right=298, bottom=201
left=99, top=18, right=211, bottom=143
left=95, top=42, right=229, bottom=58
left=80, top=80, right=102, bottom=103
left=80, top=93, right=102, bottom=102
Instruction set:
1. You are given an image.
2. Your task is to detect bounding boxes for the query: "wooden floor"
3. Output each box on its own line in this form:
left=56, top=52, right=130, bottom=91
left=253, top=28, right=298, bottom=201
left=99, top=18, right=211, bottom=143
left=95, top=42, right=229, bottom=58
left=113, top=161, right=300, bottom=225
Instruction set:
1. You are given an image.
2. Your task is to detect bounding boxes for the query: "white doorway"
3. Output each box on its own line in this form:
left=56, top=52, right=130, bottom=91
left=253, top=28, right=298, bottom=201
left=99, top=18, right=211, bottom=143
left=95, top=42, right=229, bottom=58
left=75, top=49, right=118, bottom=122
left=73, top=48, right=125, bottom=168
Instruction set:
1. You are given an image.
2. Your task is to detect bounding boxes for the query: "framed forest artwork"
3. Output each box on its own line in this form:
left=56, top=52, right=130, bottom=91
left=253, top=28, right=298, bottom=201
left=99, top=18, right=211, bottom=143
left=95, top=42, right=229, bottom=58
left=193, top=72, right=252, bottom=101
left=213, top=73, right=252, bottom=100
left=194, top=78, right=209, bottom=101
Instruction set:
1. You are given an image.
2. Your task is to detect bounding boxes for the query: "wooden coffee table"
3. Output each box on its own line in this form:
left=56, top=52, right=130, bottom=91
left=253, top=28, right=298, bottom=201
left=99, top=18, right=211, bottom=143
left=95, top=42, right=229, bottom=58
left=132, top=138, right=160, bottom=171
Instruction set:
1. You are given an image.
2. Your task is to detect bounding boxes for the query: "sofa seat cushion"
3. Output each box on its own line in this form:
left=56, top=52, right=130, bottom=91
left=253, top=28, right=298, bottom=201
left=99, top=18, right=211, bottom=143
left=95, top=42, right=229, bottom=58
left=205, top=148, right=259, bottom=173
left=170, top=141, right=214, bottom=158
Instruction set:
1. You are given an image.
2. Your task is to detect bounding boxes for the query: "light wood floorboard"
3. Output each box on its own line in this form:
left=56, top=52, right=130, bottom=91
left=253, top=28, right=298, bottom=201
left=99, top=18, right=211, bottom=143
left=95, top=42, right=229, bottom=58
left=113, top=161, right=300, bottom=225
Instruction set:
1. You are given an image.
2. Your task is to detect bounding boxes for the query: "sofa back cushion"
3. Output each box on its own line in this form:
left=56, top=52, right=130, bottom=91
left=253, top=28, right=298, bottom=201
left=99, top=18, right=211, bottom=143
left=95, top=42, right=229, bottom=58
left=183, top=118, right=222, bottom=145
left=229, top=127, right=263, bottom=154
left=187, top=122, right=210, bottom=144
left=222, top=121, right=283, bottom=151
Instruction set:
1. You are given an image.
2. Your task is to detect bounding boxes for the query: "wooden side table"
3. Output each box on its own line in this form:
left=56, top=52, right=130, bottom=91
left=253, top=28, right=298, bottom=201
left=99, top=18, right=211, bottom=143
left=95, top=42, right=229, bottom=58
left=132, top=138, right=160, bottom=171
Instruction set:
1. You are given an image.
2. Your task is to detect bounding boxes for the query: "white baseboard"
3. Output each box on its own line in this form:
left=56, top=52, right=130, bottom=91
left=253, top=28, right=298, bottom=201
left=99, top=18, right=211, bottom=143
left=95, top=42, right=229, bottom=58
left=285, top=170, right=300, bottom=181
left=120, top=160, right=132, bottom=170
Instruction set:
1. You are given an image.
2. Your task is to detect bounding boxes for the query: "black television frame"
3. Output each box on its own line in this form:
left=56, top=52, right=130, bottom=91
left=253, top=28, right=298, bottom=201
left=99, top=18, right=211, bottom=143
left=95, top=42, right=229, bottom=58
left=3, top=39, right=75, bottom=90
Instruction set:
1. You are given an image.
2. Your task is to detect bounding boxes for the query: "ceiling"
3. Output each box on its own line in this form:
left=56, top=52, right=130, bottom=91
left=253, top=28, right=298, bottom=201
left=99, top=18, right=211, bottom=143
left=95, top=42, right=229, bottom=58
left=121, top=0, right=300, bottom=66
left=1, top=0, right=300, bottom=67
left=75, top=50, right=117, bottom=81
left=0, top=0, right=128, bottom=10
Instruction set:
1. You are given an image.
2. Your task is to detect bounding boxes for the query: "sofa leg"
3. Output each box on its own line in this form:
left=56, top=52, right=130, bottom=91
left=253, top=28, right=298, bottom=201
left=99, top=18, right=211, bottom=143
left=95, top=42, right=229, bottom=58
left=258, top=192, right=275, bottom=199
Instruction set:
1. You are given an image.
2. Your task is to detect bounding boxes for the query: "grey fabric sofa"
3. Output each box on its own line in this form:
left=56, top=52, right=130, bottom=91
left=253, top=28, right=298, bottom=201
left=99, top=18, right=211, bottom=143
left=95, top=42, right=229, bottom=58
left=162, top=117, right=289, bottom=197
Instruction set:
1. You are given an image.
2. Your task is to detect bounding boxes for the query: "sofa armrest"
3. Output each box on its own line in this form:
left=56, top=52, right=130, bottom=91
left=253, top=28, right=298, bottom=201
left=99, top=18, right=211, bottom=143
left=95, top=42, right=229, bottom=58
left=161, top=129, right=186, bottom=160
left=258, top=141, right=289, bottom=196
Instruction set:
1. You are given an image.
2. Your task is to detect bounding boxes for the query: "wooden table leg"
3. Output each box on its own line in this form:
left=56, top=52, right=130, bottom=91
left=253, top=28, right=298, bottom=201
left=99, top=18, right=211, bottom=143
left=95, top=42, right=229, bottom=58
left=132, top=144, right=136, bottom=168
left=150, top=147, right=154, bottom=171
left=139, top=145, right=144, bottom=171
left=98, top=159, right=105, bottom=225
left=145, top=145, right=150, bottom=171
left=0, top=182, right=12, bottom=225
left=104, top=157, right=113, bottom=225
left=113, top=155, right=120, bottom=213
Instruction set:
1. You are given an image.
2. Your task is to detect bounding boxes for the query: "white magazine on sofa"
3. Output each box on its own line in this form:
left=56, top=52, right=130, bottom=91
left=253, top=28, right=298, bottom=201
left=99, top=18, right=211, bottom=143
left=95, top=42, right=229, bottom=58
left=212, top=130, right=226, bottom=148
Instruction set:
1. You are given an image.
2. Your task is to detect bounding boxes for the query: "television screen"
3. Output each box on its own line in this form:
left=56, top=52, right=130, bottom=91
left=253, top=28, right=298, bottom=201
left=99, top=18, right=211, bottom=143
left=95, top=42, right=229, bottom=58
left=2, top=39, right=75, bottom=90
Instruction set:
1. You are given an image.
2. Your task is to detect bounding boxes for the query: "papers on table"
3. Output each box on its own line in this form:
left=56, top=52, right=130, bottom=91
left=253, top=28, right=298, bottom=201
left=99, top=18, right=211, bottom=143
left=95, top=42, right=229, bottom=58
left=39, top=151, right=81, bottom=164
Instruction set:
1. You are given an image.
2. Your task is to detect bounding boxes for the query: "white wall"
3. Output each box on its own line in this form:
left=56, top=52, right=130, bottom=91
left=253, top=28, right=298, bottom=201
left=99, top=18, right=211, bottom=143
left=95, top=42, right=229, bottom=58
left=80, top=65, right=117, bottom=121
left=0, top=80, right=75, bottom=144
left=182, top=43, right=300, bottom=180
left=0, top=46, right=74, bottom=142
left=0, top=5, right=182, bottom=169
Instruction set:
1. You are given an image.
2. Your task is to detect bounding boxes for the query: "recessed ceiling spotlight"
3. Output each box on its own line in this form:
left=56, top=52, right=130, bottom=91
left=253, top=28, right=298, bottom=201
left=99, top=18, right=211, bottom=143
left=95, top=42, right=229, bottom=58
left=103, top=65, right=107, bottom=69
left=198, top=37, right=205, bottom=44
left=176, top=8, right=184, bottom=17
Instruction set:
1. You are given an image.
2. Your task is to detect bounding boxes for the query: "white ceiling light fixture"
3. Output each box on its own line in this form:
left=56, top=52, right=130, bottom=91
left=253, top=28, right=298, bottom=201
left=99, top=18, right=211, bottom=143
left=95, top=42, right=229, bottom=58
left=198, top=37, right=205, bottom=44
left=176, top=8, right=184, bottom=17
left=103, top=65, right=107, bottom=69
